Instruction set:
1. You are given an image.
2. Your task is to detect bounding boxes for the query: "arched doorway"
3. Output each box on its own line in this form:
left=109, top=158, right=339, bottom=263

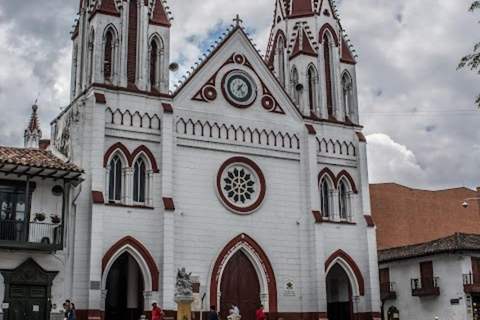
left=105, top=252, right=144, bottom=320
left=326, top=264, right=352, bottom=320
left=220, top=250, right=261, bottom=320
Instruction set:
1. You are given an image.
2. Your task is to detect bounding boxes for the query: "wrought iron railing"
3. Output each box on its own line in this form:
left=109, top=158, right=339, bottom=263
left=0, top=220, right=62, bottom=246
left=411, top=277, right=439, bottom=290
left=463, top=273, right=480, bottom=285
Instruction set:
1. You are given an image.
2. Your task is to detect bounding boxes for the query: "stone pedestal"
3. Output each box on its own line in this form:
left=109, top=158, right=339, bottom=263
left=174, top=296, right=195, bottom=320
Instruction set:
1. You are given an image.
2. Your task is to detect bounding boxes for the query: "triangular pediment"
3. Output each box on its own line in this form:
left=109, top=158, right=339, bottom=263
left=173, top=27, right=303, bottom=124
left=289, top=23, right=318, bottom=59
left=0, top=258, right=58, bottom=285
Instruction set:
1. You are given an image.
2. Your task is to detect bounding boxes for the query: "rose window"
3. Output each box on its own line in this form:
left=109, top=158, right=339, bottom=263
left=217, top=157, right=266, bottom=214
left=223, top=167, right=255, bottom=204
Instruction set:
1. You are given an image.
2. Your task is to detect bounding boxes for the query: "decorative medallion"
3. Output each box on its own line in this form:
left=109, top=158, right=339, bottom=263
left=192, top=53, right=285, bottom=114
left=222, top=70, right=257, bottom=108
left=216, top=157, right=266, bottom=214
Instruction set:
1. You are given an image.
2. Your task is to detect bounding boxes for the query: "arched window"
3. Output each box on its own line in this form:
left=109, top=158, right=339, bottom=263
left=72, top=44, right=78, bottom=97
left=342, top=72, right=353, bottom=120
left=127, top=0, right=138, bottom=84
left=88, top=29, right=95, bottom=84
left=292, top=67, right=300, bottom=106
left=320, top=178, right=331, bottom=218
left=323, top=33, right=333, bottom=116
left=108, top=155, right=123, bottom=202
left=150, top=40, right=158, bottom=87
left=104, top=29, right=114, bottom=81
left=133, top=158, right=146, bottom=203
left=338, top=180, right=348, bottom=220
left=277, top=36, right=286, bottom=87
left=308, top=66, right=317, bottom=115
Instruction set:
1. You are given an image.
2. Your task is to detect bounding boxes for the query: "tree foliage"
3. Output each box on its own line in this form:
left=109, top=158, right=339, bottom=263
left=458, top=1, right=480, bottom=107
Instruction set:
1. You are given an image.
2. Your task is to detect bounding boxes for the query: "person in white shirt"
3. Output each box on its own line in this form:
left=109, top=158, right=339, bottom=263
left=232, top=303, right=240, bottom=315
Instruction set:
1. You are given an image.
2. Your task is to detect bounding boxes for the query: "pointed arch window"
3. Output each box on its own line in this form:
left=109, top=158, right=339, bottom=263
left=149, top=37, right=164, bottom=90
left=308, top=66, right=318, bottom=115
left=338, top=180, right=348, bottom=220
left=88, top=29, right=95, bottom=84
left=323, top=34, right=333, bottom=116
left=292, top=67, right=300, bottom=106
left=104, top=29, right=115, bottom=81
left=320, top=178, right=331, bottom=218
left=342, top=72, right=353, bottom=121
left=277, top=36, right=286, bottom=87
left=108, top=155, right=123, bottom=202
left=133, top=158, right=146, bottom=203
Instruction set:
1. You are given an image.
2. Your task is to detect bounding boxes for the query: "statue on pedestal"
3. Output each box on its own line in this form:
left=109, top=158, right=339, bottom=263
left=175, top=267, right=193, bottom=299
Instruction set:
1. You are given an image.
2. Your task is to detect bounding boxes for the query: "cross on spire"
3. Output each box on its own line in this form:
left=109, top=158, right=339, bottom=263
left=233, top=14, right=243, bottom=27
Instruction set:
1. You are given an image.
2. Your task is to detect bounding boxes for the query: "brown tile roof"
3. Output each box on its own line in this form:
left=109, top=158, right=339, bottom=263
left=379, top=233, right=480, bottom=263
left=370, top=183, right=480, bottom=250
left=0, top=146, right=82, bottom=173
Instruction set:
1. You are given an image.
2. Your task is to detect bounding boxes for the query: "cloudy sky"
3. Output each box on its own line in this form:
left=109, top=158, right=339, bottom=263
left=0, top=0, right=478, bottom=190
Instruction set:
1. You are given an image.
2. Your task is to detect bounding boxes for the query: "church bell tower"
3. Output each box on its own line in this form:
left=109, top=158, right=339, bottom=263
left=265, top=0, right=359, bottom=123
left=70, top=0, right=172, bottom=101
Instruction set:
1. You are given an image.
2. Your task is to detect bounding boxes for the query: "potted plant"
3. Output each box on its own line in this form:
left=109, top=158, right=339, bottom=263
left=35, top=212, right=46, bottom=222
left=50, top=213, right=61, bottom=224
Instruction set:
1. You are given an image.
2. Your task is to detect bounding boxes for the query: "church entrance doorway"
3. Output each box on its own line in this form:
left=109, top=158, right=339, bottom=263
left=105, top=252, right=144, bottom=320
left=220, top=250, right=261, bottom=320
left=326, top=264, right=353, bottom=320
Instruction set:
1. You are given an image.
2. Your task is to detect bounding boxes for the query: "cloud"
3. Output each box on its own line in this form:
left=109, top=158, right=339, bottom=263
left=0, top=0, right=478, bottom=190
left=367, top=134, right=428, bottom=189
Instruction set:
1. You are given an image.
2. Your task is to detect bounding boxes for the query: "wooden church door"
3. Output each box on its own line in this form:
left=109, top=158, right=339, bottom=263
left=220, top=251, right=261, bottom=320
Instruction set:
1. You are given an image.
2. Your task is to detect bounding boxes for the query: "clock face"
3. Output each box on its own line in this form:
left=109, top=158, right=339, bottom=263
left=223, top=71, right=257, bottom=107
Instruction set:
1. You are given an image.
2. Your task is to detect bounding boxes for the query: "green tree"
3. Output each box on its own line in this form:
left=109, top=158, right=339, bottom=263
left=458, top=1, right=480, bottom=107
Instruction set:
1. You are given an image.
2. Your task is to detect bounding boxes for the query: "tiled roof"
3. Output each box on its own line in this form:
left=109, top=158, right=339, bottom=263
left=378, top=233, right=480, bottom=263
left=0, top=146, right=82, bottom=173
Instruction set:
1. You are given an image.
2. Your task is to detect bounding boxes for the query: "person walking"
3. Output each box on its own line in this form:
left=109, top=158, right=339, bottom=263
left=152, top=301, right=164, bottom=320
left=209, top=305, right=219, bottom=320
left=256, top=305, right=266, bottom=320
left=63, top=302, right=69, bottom=320
left=66, top=301, right=76, bottom=320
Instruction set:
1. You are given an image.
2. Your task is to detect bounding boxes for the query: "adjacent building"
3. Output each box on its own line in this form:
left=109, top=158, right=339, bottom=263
left=0, top=106, right=84, bottom=320
left=371, top=183, right=480, bottom=320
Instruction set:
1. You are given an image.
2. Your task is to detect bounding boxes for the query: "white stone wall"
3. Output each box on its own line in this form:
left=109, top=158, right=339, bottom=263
left=381, top=253, right=480, bottom=320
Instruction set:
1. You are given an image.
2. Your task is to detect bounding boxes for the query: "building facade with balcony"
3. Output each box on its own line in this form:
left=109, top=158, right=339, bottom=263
left=371, top=183, right=480, bottom=320
left=0, top=106, right=84, bottom=320
left=378, top=233, right=480, bottom=320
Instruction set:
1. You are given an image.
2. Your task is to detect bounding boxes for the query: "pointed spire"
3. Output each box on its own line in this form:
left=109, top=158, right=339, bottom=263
left=24, top=104, right=42, bottom=149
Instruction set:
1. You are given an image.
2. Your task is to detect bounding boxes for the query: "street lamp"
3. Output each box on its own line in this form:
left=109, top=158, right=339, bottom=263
left=463, top=198, right=480, bottom=209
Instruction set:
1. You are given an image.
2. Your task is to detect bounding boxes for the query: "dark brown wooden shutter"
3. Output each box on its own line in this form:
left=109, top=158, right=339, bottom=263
left=472, top=258, right=480, bottom=284
left=127, top=0, right=138, bottom=84
left=420, top=261, right=434, bottom=288
left=379, top=268, right=390, bottom=284
left=323, top=34, right=333, bottom=116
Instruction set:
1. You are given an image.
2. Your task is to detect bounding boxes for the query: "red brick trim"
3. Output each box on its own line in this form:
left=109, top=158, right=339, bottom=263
left=364, top=215, right=375, bottom=227
left=319, top=23, right=339, bottom=47
left=340, top=59, right=357, bottom=65
left=336, top=170, right=358, bottom=194
left=312, top=210, right=323, bottom=223
left=104, top=142, right=130, bottom=167
left=216, top=157, right=266, bottom=214
left=163, top=197, right=175, bottom=211
left=325, top=249, right=365, bottom=296
left=92, top=191, right=105, bottom=204
left=104, top=143, right=159, bottom=173
left=210, top=234, right=278, bottom=312
left=131, top=145, right=160, bottom=173
left=267, top=29, right=287, bottom=67
left=355, top=312, right=382, bottom=320
left=162, top=103, right=173, bottom=114
left=305, top=124, right=316, bottom=135
left=94, top=93, right=107, bottom=104
left=318, top=167, right=336, bottom=184
left=102, top=236, right=159, bottom=291
left=356, top=132, right=367, bottom=142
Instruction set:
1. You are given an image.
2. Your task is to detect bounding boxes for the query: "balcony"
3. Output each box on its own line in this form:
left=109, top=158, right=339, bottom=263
left=380, top=282, right=397, bottom=300
left=0, top=220, right=63, bottom=251
left=411, top=277, right=440, bottom=297
left=463, top=273, right=480, bottom=293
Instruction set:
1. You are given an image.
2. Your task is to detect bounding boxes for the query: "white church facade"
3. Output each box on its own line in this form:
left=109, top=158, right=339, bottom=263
left=1, top=1, right=381, bottom=320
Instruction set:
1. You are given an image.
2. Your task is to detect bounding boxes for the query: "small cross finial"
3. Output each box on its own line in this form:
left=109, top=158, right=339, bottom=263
left=233, top=14, right=243, bottom=27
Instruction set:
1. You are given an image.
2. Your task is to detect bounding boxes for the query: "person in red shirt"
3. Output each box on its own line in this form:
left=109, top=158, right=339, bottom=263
left=256, top=305, right=266, bottom=320
left=152, top=301, right=164, bottom=320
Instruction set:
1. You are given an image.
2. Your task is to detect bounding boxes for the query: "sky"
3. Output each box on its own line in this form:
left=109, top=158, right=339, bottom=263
left=0, top=0, right=478, bottom=190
